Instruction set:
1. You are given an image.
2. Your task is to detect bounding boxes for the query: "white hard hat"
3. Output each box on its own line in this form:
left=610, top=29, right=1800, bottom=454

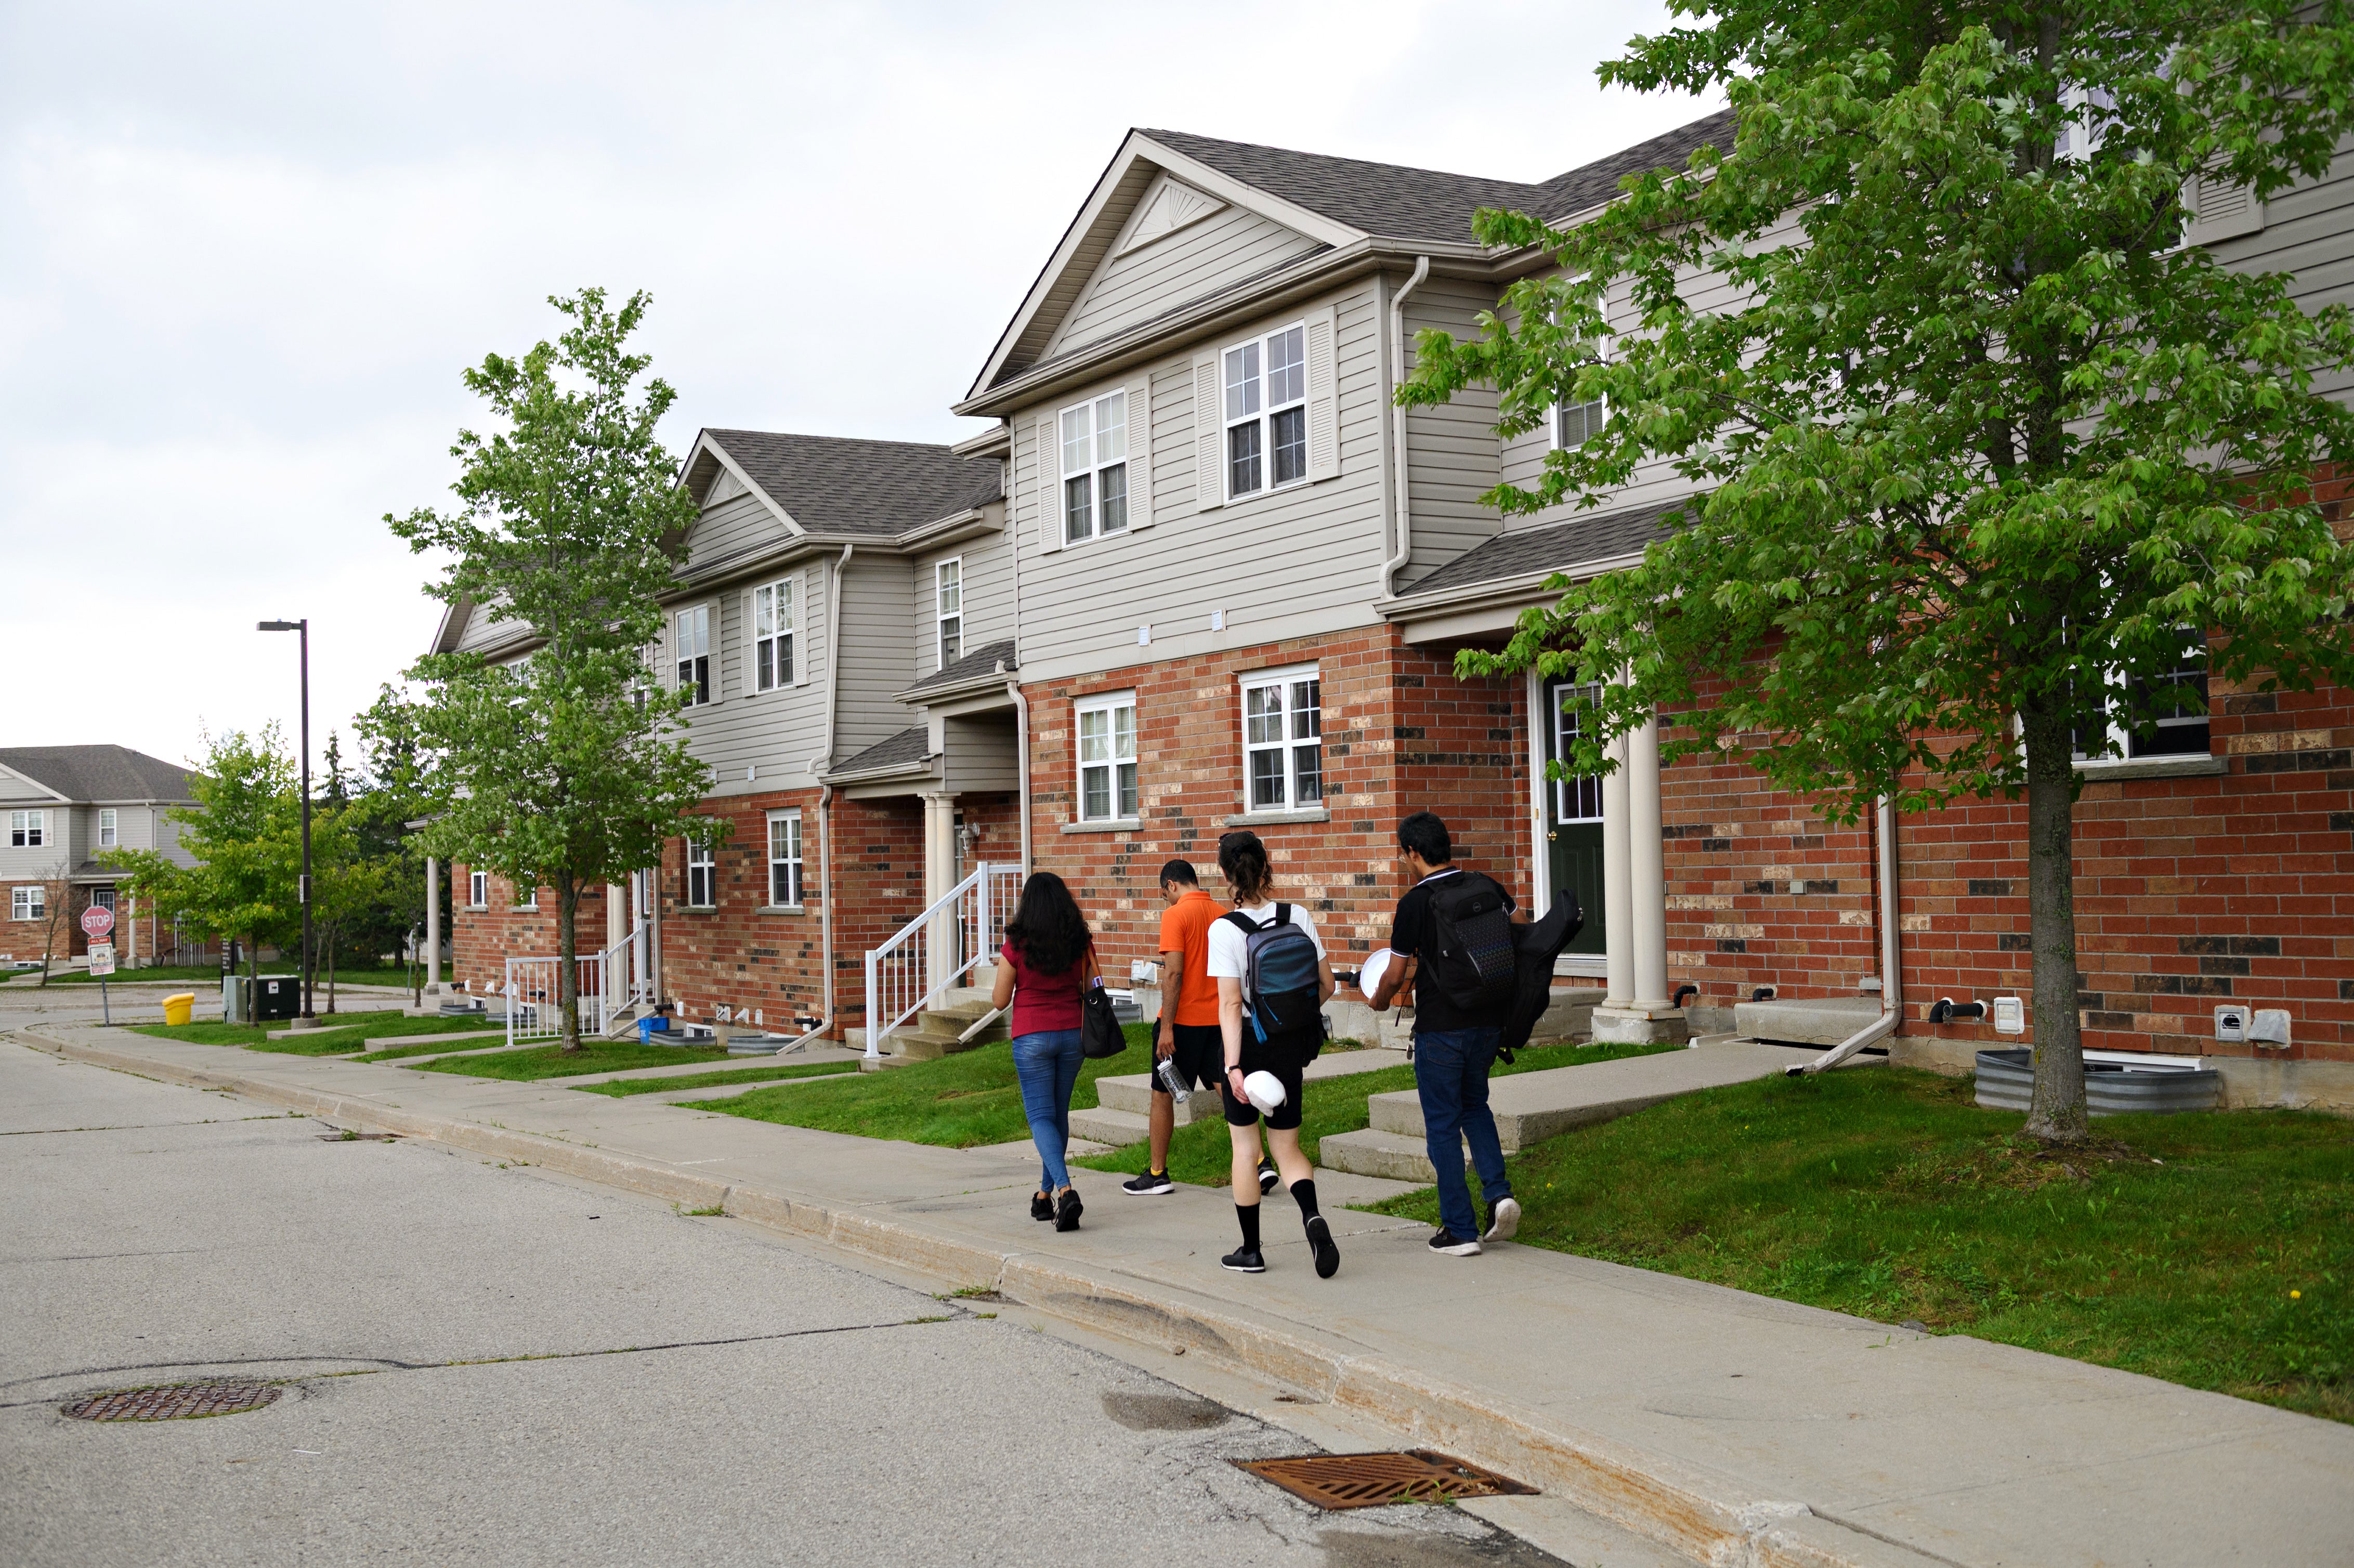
left=1242, top=1070, right=1287, bottom=1116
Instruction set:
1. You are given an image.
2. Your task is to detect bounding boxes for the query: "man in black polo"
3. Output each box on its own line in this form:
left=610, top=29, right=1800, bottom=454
left=1366, top=810, right=1521, bottom=1256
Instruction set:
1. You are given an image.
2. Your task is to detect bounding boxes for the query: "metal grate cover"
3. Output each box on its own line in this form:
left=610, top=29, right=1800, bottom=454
left=1235, top=1450, right=1536, bottom=1510
left=63, top=1383, right=282, bottom=1422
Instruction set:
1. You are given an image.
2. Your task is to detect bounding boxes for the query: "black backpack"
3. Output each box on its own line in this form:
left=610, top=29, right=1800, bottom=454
left=1221, top=904, right=1325, bottom=1059
left=1422, top=872, right=1518, bottom=1016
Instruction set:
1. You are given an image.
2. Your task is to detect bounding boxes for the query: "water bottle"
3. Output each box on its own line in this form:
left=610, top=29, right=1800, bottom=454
left=1155, top=1056, right=1191, bottom=1103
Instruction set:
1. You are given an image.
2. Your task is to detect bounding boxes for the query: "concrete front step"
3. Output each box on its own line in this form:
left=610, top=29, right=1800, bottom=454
left=1318, top=1127, right=1469, bottom=1184
left=1733, top=993, right=1885, bottom=1046
left=1066, top=1105, right=1151, bottom=1145
left=1092, top=1072, right=1224, bottom=1123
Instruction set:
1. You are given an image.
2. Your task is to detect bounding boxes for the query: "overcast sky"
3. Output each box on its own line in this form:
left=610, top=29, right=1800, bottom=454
left=2, top=1, right=1714, bottom=779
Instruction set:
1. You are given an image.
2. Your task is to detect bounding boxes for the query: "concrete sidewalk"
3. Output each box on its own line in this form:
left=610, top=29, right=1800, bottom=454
left=19, top=1021, right=2352, bottom=1568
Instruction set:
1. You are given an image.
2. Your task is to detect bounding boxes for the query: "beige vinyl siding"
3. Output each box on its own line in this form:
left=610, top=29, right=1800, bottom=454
left=917, top=529, right=1013, bottom=681
left=832, top=557, right=921, bottom=762
left=2210, top=135, right=2354, bottom=405
left=449, top=599, right=531, bottom=659
left=1047, top=200, right=1321, bottom=359
left=1400, top=276, right=1505, bottom=579
left=1013, top=282, right=1390, bottom=685
left=690, top=489, right=792, bottom=568
left=671, top=563, right=832, bottom=798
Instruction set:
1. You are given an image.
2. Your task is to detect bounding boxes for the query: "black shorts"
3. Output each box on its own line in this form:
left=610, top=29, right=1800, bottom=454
left=1219, top=1053, right=1305, bottom=1132
left=1153, top=1023, right=1223, bottom=1094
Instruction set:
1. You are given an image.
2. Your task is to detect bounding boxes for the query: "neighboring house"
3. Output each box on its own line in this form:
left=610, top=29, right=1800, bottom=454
left=0, top=744, right=203, bottom=965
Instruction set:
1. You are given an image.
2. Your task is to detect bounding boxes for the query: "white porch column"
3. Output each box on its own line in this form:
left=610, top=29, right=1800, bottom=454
left=424, top=856, right=441, bottom=993
left=921, top=793, right=958, bottom=999
left=1592, top=708, right=1689, bottom=1043
left=1600, top=730, right=1634, bottom=1008
left=605, top=882, right=625, bottom=951
left=126, top=894, right=139, bottom=968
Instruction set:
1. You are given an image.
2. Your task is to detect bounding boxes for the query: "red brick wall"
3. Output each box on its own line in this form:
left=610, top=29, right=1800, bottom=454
left=448, top=869, right=607, bottom=994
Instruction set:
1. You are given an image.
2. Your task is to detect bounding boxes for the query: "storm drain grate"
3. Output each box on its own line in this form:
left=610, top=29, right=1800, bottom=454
left=1234, top=1450, right=1536, bottom=1510
left=62, top=1383, right=282, bottom=1422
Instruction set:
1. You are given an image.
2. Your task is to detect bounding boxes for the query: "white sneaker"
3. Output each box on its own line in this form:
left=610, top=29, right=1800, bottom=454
left=1483, top=1196, right=1521, bottom=1244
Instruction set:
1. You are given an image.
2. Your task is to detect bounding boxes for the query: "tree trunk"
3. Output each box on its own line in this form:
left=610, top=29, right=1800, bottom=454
left=557, top=873, right=580, bottom=1053
left=2020, top=701, right=2088, bottom=1143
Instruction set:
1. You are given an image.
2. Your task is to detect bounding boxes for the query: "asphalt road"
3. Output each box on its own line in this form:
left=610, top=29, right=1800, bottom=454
left=0, top=1037, right=1563, bottom=1567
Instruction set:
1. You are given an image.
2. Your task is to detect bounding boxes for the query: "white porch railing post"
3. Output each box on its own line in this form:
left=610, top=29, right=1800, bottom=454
left=860, top=863, right=1022, bottom=1062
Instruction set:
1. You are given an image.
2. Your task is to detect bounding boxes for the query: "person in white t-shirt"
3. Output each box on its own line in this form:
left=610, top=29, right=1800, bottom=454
left=1205, top=830, right=1339, bottom=1278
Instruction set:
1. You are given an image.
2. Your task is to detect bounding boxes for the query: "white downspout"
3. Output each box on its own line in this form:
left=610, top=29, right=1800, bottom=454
left=1790, top=794, right=1903, bottom=1077
left=1006, top=678, right=1031, bottom=873
left=1383, top=255, right=1432, bottom=595
left=782, top=542, right=854, bottom=1052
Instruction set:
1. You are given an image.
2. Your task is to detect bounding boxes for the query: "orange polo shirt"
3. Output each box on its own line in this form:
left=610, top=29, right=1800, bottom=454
left=1156, top=886, right=1223, bottom=1028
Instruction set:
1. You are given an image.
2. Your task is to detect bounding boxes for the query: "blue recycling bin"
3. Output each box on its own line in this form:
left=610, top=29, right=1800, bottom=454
left=636, top=1015, right=675, bottom=1043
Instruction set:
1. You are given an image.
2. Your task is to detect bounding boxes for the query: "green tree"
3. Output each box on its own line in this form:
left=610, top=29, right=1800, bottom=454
left=104, top=727, right=301, bottom=1000
left=369, top=288, right=713, bottom=1051
left=1402, top=3, right=2354, bottom=1142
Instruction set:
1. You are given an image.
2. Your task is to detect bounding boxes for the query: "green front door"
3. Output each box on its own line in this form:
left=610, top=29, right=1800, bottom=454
left=1544, top=681, right=1606, bottom=955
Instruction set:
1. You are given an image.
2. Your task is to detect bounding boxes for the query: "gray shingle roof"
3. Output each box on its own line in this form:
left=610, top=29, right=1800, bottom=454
left=903, top=640, right=1018, bottom=696
left=828, top=726, right=932, bottom=778
left=1396, top=496, right=1698, bottom=599
left=0, top=745, right=197, bottom=804
left=1140, top=109, right=1733, bottom=245
left=703, top=431, right=1002, bottom=540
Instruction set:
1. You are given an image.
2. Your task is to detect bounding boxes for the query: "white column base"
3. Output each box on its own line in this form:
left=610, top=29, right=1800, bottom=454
left=1589, top=1004, right=1692, bottom=1044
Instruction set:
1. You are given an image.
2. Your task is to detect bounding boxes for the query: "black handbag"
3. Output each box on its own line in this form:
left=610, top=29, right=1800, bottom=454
left=1079, top=982, right=1127, bottom=1059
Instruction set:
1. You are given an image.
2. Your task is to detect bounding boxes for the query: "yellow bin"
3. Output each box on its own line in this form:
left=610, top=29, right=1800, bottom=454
left=162, top=993, right=196, bottom=1026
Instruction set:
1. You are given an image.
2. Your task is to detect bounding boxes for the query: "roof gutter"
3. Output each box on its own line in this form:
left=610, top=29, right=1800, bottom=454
left=1383, top=256, right=1432, bottom=595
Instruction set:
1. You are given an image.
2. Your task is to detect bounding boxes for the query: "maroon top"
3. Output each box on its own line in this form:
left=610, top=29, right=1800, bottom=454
left=1000, top=938, right=1093, bottom=1037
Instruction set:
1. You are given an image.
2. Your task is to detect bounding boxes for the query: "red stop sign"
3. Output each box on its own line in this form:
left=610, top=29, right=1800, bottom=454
left=81, top=905, right=114, bottom=939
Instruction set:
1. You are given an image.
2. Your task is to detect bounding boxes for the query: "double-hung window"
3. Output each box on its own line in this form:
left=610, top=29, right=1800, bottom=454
left=1076, top=693, right=1137, bottom=822
left=935, top=559, right=962, bottom=668
left=11, top=886, right=40, bottom=921
left=766, top=811, right=804, bottom=907
left=1224, top=323, right=1307, bottom=500
left=2074, top=630, right=2212, bottom=760
left=9, top=810, right=45, bottom=848
left=752, top=580, right=794, bottom=692
left=675, top=606, right=711, bottom=706
left=1241, top=669, right=1322, bottom=811
left=514, top=880, right=537, bottom=910
left=98, top=808, right=117, bottom=848
left=1060, top=391, right=1128, bottom=544
left=468, top=869, right=488, bottom=908
left=685, top=832, right=716, bottom=908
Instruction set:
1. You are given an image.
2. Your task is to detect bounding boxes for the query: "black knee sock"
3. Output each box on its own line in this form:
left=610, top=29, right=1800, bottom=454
left=1236, top=1204, right=1261, bottom=1250
left=1290, top=1178, right=1321, bottom=1223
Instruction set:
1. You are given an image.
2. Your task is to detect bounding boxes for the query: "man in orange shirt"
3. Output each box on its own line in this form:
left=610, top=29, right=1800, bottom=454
left=1123, top=859, right=1276, bottom=1197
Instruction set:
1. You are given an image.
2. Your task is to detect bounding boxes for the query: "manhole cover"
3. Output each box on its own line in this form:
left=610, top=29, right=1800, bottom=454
left=1235, top=1450, right=1536, bottom=1510
left=62, top=1383, right=282, bottom=1422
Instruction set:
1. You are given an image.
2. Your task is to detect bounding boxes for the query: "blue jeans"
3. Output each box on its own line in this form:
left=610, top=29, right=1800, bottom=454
left=1414, top=1026, right=1512, bottom=1240
left=1012, top=1028, right=1085, bottom=1192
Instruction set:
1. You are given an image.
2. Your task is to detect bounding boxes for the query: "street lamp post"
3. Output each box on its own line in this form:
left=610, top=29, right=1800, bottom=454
left=258, top=618, right=315, bottom=1022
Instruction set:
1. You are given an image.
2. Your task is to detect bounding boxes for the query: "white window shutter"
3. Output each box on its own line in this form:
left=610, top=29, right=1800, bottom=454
left=1193, top=350, right=1223, bottom=511
left=1125, top=373, right=1154, bottom=528
left=2184, top=158, right=2264, bottom=246
left=793, top=571, right=811, bottom=686
left=1036, top=416, right=1063, bottom=553
left=1305, top=303, right=1339, bottom=482
left=741, top=591, right=755, bottom=697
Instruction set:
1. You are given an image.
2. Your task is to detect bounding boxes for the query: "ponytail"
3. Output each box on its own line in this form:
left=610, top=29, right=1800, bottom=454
left=1217, top=830, right=1272, bottom=903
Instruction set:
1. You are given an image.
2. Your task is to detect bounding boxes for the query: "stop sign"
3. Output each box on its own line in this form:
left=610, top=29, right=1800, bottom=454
left=81, top=904, right=114, bottom=940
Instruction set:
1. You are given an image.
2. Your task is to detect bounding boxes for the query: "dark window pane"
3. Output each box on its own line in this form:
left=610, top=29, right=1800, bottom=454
left=1228, top=422, right=1262, bottom=496
left=1292, top=744, right=1322, bottom=804
left=776, top=635, right=792, bottom=685
left=1084, top=767, right=1110, bottom=820
left=1249, top=749, right=1284, bottom=808
left=756, top=641, right=774, bottom=691
left=1099, top=462, right=1127, bottom=532
left=1270, top=406, right=1306, bottom=485
left=1065, top=474, right=1092, bottom=542
left=940, top=619, right=960, bottom=668
left=1117, top=762, right=1137, bottom=819
left=1557, top=398, right=1604, bottom=447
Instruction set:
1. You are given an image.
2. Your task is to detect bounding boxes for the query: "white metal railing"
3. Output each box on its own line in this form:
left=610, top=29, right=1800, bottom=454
left=864, top=862, right=1021, bottom=1060
left=504, top=923, right=651, bottom=1047
left=598, top=922, right=650, bottom=1029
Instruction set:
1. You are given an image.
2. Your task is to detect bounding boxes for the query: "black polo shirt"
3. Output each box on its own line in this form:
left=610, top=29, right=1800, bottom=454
left=1389, top=867, right=1516, bottom=1035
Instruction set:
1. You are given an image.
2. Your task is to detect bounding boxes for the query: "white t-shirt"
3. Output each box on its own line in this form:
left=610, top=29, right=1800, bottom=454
left=1207, top=900, right=1326, bottom=987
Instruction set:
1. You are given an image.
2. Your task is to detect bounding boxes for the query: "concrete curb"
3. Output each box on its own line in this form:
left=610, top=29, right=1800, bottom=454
left=18, top=1022, right=1940, bottom=1568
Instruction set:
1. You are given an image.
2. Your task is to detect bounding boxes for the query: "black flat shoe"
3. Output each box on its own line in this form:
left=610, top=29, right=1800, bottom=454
left=1031, top=1191, right=1054, bottom=1222
left=1054, top=1187, right=1083, bottom=1231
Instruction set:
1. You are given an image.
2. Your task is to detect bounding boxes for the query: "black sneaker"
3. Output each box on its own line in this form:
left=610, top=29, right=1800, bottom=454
left=1257, top=1156, right=1280, bottom=1195
left=1221, top=1246, right=1267, bottom=1273
left=1305, top=1215, right=1340, bottom=1279
left=1122, top=1169, right=1175, bottom=1196
left=1428, top=1229, right=1482, bottom=1257
left=1483, top=1196, right=1522, bottom=1244
left=1054, top=1187, right=1083, bottom=1232
left=1030, top=1191, right=1054, bottom=1222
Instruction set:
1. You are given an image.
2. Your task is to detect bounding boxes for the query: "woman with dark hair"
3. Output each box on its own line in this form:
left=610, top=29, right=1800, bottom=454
left=990, top=871, right=1100, bottom=1231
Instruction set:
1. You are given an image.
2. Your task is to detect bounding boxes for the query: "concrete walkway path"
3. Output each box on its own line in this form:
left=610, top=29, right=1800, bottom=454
left=18, top=1021, right=2352, bottom=1568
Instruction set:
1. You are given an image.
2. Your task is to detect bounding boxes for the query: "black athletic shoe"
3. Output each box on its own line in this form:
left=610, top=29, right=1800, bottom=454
left=1031, top=1191, right=1054, bottom=1222
left=1483, top=1196, right=1522, bottom=1244
left=1122, top=1169, right=1175, bottom=1196
left=1257, top=1157, right=1280, bottom=1195
left=1428, top=1229, right=1482, bottom=1257
left=1221, top=1246, right=1267, bottom=1273
left=1305, top=1214, right=1340, bottom=1279
left=1054, top=1187, right=1083, bottom=1232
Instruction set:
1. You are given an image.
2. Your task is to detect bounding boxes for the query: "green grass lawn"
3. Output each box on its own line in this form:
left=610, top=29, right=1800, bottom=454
left=130, top=1010, right=499, bottom=1056
left=354, top=1035, right=522, bottom=1064
left=407, top=1039, right=733, bottom=1081
left=572, top=1060, right=860, bottom=1097
left=1363, top=1065, right=2354, bottom=1423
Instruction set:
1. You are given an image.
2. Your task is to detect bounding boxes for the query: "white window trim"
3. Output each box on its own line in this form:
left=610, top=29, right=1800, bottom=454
left=1237, top=662, right=1325, bottom=816
left=468, top=869, right=488, bottom=909
left=514, top=880, right=537, bottom=911
left=674, top=603, right=713, bottom=707
left=1058, top=390, right=1131, bottom=545
left=12, top=886, right=42, bottom=921
left=751, top=578, right=797, bottom=695
left=2071, top=633, right=2212, bottom=767
left=1549, top=682, right=1606, bottom=823
left=684, top=832, right=717, bottom=910
left=1074, top=690, right=1139, bottom=824
left=1548, top=281, right=1610, bottom=453
left=1220, top=319, right=1310, bottom=504
left=9, top=809, right=47, bottom=848
left=98, top=808, right=117, bottom=848
left=934, top=557, right=964, bottom=671
left=765, top=809, right=806, bottom=911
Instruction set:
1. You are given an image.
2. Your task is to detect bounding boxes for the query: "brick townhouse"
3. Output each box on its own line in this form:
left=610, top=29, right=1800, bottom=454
left=439, top=108, right=2353, bottom=1084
